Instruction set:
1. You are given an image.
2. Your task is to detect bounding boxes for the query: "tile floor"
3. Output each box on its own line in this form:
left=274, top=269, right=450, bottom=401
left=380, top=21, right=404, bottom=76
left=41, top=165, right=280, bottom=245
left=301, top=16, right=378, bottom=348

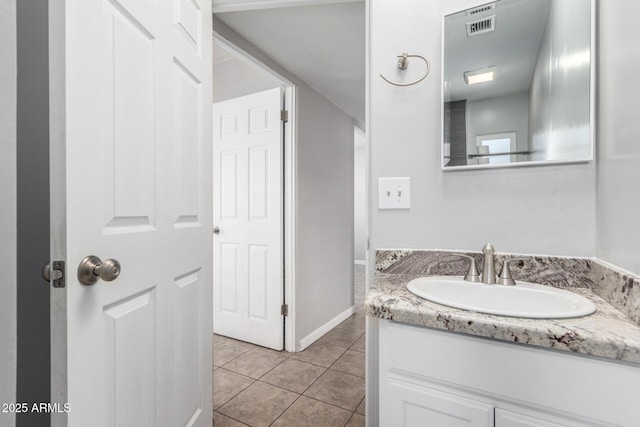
left=213, top=265, right=367, bottom=427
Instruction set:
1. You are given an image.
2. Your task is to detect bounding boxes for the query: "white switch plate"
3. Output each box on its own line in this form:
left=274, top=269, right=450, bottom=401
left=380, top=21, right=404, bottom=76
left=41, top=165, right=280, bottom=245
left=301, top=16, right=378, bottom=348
left=378, top=177, right=411, bottom=209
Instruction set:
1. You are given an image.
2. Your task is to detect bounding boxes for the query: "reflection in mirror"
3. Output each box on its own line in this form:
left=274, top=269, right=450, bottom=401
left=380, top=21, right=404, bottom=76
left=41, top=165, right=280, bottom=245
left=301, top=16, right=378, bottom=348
left=442, top=0, right=592, bottom=169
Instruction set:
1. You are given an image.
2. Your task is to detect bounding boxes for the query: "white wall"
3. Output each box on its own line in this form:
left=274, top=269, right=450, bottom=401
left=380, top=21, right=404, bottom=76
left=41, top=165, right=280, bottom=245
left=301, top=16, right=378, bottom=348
left=596, top=0, right=640, bottom=276
left=354, top=127, right=367, bottom=262
left=213, top=18, right=355, bottom=348
left=296, top=84, right=355, bottom=342
left=213, top=54, right=280, bottom=103
left=529, top=0, right=591, bottom=162
left=369, top=0, right=596, bottom=263
left=466, top=91, right=529, bottom=163
left=0, top=0, right=17, bottom=424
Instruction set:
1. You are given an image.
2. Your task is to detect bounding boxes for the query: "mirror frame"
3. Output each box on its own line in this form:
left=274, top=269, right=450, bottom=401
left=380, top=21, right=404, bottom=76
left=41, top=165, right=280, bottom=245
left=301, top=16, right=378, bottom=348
left=440, top=0, right=596, bottom=171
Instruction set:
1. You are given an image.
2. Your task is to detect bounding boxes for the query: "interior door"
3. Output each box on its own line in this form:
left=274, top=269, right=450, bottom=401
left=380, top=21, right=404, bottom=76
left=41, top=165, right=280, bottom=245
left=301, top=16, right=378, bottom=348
left=49, top=0, right=212, bottom=426
left=213, top=88, right=284, bottom=350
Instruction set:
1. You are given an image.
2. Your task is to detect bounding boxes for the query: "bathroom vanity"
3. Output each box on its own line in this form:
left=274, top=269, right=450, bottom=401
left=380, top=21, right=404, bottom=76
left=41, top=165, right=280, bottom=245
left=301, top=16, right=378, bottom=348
left=365, top=250, right=640, bottom=427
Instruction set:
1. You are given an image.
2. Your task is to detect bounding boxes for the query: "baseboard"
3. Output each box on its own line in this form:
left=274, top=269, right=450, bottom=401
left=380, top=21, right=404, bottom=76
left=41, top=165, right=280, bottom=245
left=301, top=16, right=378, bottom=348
left=354, top=260, right=366, bottom=266
left=297, top=305, right=355, bottom=351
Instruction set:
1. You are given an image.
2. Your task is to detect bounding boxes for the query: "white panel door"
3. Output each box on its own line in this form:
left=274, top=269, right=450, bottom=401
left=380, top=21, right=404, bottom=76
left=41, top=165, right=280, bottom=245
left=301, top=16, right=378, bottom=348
left=49, top=0, right=212, bottom=426
left=213, top=88, right=284, bottom=350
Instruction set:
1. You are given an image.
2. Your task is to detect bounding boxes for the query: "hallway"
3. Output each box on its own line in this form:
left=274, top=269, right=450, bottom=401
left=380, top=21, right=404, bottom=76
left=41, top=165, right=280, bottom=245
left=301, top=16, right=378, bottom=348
left=213, top=265, right=366, bottom=426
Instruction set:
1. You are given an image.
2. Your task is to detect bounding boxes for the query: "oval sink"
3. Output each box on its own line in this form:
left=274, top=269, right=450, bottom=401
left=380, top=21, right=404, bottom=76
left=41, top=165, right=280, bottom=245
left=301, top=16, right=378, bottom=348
left=406, top=276, right=596, bottom=319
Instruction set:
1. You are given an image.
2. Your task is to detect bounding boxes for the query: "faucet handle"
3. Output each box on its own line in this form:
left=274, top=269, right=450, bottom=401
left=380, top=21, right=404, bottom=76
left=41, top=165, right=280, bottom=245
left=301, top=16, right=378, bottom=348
left=452, top=254, right=481, bottom=282
left=497, top=257, right=530, bottom=286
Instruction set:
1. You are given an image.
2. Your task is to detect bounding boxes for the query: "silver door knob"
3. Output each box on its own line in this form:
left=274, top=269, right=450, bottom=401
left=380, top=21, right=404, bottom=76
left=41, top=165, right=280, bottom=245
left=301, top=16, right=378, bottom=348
left=77, top=255, right=121, bottom=286
left=213, top=226, right=220, bottom=235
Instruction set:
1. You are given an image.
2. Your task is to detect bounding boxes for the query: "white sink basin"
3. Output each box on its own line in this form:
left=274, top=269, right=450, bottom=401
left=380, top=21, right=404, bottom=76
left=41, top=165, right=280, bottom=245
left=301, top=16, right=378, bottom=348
left=406, top=276, right=596, bottom=319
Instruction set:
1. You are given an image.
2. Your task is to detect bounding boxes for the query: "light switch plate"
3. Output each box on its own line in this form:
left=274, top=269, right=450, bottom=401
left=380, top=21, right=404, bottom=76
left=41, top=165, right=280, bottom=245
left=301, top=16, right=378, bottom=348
left=378, top=177, right=411, bottom=209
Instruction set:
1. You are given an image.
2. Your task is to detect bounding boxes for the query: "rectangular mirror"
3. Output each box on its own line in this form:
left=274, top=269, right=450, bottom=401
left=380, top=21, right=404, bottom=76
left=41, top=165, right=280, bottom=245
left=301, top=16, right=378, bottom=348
left=442, top=0, right=594, bottom=170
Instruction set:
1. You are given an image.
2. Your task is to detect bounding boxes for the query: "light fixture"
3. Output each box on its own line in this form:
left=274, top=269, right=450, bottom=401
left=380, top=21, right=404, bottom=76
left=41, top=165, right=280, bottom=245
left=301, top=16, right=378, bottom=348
left=464, top=66, right=496, bottom=85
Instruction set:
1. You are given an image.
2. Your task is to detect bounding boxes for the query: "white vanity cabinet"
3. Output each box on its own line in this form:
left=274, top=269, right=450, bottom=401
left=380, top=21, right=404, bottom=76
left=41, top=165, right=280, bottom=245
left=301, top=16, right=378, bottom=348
left=378, top=319, right=640, bottom=427
left=494, top=408, right=581, bottom=427
left=384, top=377, right=494, bottom=426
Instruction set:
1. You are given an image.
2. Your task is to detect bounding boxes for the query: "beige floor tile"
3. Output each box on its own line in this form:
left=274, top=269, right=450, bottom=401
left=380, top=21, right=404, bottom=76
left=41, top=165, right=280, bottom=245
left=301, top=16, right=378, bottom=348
left=260, top=358, right=326, bottom=393
left=222, top=348, right=288, bottom=379
left=350, top=335, right=365, bottom=353
left=304, top=369, right=365, bottom=411
left=214, top=339, right=254, bottom=367
left=218, top=381, right=299, bottom=427
left=213, top=368, right=255, bottom=410
left=346, top=413, right=365, bottom=427
left=331, top=349, right=365, bottom=378
left=317, top=328, right=363, bottom=348
left=224, top=337, right=263, bottom=350
left=335, top=315, right=366, bottom=334
left=213, top=411, right=249, bottom=426
left=356, top=397, right=365, bottom=415
left=289, top=342, right=347, bottom=368
left=271, top=396, right=352, bottom=427
left=214, top=334, right=227, bottom=344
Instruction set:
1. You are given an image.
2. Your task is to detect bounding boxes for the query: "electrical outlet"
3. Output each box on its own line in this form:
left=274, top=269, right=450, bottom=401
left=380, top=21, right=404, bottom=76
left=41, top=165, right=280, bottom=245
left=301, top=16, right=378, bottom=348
left=378, top=177, right=411, bottom=209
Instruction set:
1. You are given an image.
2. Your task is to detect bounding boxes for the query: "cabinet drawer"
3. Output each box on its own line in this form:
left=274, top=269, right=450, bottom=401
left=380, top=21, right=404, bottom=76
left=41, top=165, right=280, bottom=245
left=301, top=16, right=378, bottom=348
left=382, top=377, right=494, bottom=427
left=495, top=408, right=589, bottom=427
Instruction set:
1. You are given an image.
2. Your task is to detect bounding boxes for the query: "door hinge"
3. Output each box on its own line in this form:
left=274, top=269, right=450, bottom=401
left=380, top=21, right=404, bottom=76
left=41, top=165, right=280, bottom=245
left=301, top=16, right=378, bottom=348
left=42, top=260, right=66, bottom=288
left=281, top=304, right=289, bottom=316
left=281, top=110, right=289, bottom=123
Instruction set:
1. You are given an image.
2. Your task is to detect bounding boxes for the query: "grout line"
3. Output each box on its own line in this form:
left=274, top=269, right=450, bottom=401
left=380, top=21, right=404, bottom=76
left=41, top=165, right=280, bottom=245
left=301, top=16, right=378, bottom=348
left=271, top=394, right=360, bottom=427
left=296, top=365, right=329, bottom=396
left=355, top=396, right=365, bottom=415
left=344, top=411, right=357, bottom=427
left=297, top=348, right=348, bottom=397
left=213, top=372, right=257, bottom=412
left=288, top=343, right=349, bottom=368
left=258, top=358, right=330, bottom=395
left=215, top=367, right=256, bottom=382
left=300, top=367, right=364, bottom=412
left=327, top=353, right=366, bottom=379
left=214, top=341, right=254, bottom=368
left=266, top=390, right=303, bottom=427
left=213, top=283, right=366, bottom=425
left=214, top=410, right=251, bottom=426
left=252, top=355, right=291, bottom=383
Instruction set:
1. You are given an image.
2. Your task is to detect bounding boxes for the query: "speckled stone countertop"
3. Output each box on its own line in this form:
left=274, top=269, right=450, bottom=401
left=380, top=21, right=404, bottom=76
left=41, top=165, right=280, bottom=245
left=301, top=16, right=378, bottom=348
left=365, top=250, right=640, bottom=365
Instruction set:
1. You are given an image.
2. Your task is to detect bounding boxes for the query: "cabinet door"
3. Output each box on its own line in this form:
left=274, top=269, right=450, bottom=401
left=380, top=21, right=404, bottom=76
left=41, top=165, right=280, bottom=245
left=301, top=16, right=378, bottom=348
left=495, top=408, right=585, bottom=427
left=382, top=378, right=494, bottom=427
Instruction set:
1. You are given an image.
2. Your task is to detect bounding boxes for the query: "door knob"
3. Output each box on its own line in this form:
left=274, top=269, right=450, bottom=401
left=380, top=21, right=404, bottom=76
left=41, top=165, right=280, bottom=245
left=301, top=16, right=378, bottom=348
left=213, top=226, right=220, bottom=235
left=77, top=255, right=121, bottom=286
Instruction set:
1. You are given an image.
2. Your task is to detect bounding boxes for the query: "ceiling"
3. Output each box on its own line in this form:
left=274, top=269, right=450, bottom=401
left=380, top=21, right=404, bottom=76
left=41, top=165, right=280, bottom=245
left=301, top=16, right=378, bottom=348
left=444, top=0, right=551, bottom=102
left=215, top=1, right=366, bottom=127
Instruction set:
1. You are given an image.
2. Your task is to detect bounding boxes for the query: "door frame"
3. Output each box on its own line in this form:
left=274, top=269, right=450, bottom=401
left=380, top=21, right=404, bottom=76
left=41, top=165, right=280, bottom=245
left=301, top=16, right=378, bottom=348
left=212, top=32, right=297, bottom=352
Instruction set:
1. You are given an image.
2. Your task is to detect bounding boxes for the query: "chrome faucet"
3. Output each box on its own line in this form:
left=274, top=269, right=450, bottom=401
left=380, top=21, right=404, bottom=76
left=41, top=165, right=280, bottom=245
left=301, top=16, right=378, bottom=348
left=456, top=243, right=529, bottom=285
left=481, top=243, right=496, bottom=284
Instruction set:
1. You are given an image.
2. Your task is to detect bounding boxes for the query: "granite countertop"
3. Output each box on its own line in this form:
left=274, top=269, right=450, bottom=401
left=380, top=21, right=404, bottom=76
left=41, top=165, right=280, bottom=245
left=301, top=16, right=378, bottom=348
left=365, top=250, right=640, bottom=365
